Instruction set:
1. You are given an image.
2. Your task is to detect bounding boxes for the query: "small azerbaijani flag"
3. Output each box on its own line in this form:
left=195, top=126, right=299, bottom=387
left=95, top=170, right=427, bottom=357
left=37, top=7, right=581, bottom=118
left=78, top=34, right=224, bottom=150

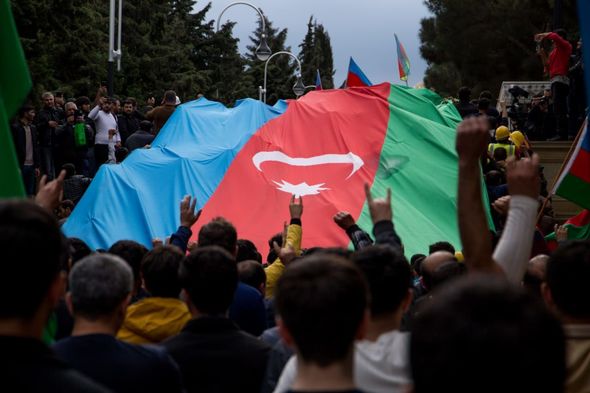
left=394, top=33, right=411, bottom=82
left=346, top=57, right=372, bottom=87
left=545, top=209, right=590, bottom=252
left=552, top=119, right=590, bottom=209
left=315, top=69, right=323, bottom=90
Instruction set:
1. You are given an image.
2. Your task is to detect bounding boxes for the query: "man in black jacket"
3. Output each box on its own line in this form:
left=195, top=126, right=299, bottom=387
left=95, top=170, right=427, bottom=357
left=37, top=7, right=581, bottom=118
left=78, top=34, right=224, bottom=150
left=55, top=102, right=93, bottom=175
left=117, top=100, right=140, bottom=144
left=11, top=105, right=40, bottom=195
left=0, top=201, right=110, bottom=392
left=163, top=246, right=270, bottom=393
left=36, top=92, right=64, bottom=180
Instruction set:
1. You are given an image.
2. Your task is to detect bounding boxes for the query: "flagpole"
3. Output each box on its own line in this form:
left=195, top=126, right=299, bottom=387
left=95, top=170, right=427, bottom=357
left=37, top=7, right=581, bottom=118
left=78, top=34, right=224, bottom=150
left=536, top=118, right=587, bottom=224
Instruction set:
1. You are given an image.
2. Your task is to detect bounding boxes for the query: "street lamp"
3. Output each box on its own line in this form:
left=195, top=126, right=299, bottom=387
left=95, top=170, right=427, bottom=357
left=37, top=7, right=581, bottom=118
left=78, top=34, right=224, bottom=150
left=260, top=51, right=304, bottom=103
left=107, top=0, right=123, bottom=96
left=216, top=2, right=271, bottom=61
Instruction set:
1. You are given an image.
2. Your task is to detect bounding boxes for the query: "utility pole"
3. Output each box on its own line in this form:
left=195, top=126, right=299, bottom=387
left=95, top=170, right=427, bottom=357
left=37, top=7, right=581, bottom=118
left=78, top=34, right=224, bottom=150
left=107, top=0, right=123, bottom=96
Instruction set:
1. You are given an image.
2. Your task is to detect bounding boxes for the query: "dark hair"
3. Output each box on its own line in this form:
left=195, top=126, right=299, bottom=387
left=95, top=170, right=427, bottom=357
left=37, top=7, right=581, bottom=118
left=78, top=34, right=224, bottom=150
left=108, top=240, right=148, bottom=289
left=275, top=255, right=368, bottom=366
left=421, top=252, right=457, bottom=290
left=198, top=217, right=237, bottom=254
left=123, top=99, right=133, bottom=106
left=142, top=246, right=184, bottom=298
left=237, top=239, right=262, bottom=263
left=485, top=170, right=506, bottom=187
left=164, top=90, right=177, bottom=103
left=61, top=163, right=76, bottom=178
left=428, top=241, right=455, bottom=255
left=479, top=90, right=493, bottom=100
left=179, top=246, right=237, bottom=315
left=493, top=147, right=508, bottom=162
left=0, top=201, right=67, bottom=318
left=237, top=260, right=266, bottom=291
left=18, top=105, right=35, bottom=118
left=139, top=120, right=153, bottom=133
left=478, top=98, right=490, bottom=111
left=458, top=86, right=471, bottom=101
left=410, top=275, right=565, bottom=393
left=68, top=237, right=92, bottom=266
left=429, top=260, right=466, bottom=290
left=301, top=247, right=353, bottom=259
left=267, top=232, right=283, bottom=263
left=115, top=147, right=128, bottom=163
left=546, top=241, right=590, bottom=318
left=126, top=97, right=137, bottom=106
left=410, top=254, right=426, bottom=275
left=555, top=29, right=567, bottom=39
left=353, top=245, right=411, bottom=317
left=75, top=96, right=90, bottom=107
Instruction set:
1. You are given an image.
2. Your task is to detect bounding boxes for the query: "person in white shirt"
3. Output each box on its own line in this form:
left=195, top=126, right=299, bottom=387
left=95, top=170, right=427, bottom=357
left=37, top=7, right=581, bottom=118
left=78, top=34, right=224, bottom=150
left=88, top=95, right=120, bottom=168
left=274, top=245, right=414, bottom=393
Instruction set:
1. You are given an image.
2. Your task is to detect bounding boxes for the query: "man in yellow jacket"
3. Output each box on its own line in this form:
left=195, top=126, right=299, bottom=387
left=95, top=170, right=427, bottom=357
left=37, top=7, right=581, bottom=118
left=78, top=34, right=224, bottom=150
left=264, top=195, right=303, bottom=299
left=117, top=246, right=191, bottom=344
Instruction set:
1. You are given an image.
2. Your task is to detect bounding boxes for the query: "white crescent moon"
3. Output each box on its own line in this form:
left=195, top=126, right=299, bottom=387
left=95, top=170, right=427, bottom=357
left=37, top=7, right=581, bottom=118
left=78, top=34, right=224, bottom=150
left=252, top=151, right=364, bottom=179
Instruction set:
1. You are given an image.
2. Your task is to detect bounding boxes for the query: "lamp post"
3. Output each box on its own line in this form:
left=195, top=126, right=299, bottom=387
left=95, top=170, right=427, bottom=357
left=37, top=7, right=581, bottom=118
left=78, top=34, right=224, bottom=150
left=260, top=51, right=305, bottom=103
left=216, top=2, right=271, bottom=61
left=107, top=0, right=123, bottom=96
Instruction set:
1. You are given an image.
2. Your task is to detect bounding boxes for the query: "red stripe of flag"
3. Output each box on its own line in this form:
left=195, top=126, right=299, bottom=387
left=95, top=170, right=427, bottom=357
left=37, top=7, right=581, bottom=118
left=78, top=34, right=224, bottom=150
left=569, top=148, right=590, bottom=183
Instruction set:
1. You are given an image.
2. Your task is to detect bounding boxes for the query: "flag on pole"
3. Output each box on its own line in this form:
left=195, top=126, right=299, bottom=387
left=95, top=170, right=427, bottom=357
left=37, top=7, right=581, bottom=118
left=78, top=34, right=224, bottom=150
left=346, top=57, right=372, bottom=87
left=315, top=69, right=323, bottom=90
left=545, top=209, right=590, bottom=251
left=0, top=0, right=30, bottom=198
left=552, top=119, right=590, bottom=209
left=394, top=33, right=411, bottom=82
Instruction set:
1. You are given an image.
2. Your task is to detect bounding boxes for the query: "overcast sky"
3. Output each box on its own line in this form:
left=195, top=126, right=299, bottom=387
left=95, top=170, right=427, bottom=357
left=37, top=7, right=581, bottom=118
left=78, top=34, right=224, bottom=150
left=200, top=0, right=430, bottom=87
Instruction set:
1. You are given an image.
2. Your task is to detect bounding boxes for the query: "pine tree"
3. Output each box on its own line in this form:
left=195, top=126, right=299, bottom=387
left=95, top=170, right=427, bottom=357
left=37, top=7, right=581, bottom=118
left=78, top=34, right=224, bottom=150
left=297, top=17, right=334, bottom=91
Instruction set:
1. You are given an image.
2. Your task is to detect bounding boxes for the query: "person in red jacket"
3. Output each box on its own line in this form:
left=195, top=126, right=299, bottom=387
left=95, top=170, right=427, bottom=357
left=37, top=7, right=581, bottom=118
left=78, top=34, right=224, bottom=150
left=535, top=29, right=573, bottom=140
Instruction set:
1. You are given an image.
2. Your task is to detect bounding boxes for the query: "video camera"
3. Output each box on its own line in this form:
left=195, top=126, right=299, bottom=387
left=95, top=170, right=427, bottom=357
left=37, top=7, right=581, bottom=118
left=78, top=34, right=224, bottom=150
left=507, top=86, right=530, bottom=129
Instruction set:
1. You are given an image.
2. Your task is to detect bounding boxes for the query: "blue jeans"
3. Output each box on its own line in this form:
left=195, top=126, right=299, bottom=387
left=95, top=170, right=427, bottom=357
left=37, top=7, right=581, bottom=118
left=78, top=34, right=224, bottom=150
left=40, top=146, right=55, bottom=180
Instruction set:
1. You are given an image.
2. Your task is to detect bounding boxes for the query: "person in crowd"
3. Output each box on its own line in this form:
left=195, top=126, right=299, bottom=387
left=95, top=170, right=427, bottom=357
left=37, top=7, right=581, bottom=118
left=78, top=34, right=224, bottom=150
left=428, top=241, right=455, bottom=255
left=479, top=90, right=500, bottom=119
left=61, top=163, right=91, bottom=205
left=543, top=241, right=590, bottom=393
left=108, top=240, right=149, bottom=303
left=11, top=105, right=40, bottom=196
left=54, top=91, right=66, bottom=111
left=411, top=276, right=565, bottom=393
left=143, top=93, right=156, bottom=114
left=454, top=86, right=478, bottom=118
left=525, top=93, right=555, bottom=140
left=125, top=120, right=155, bottom=152
left=274, top=254, right=369, bottom=392
left=36, top=91, right=63, bottom=180
left=0, top=201, right=109, bottom=391
left=146, top=90, right=177, bottom=134
left=198, top=217, right=267, bottom=336
left=88, top=93, right=120, bottom=168
left=275, top=245, right=414, bottom=393
left=111, top=97, right=121, bottom=115
left=488, top=125, right=516, bottom=157
left=53, top=254, right=183, bottom=393
left=55, top=102, right=93, bottom=174
left=124, top=97, right=146, bottom=121
left=237, top=239, right=263, bottom=263
left=568, top=39, right=586, bottom=136
left=333, top=211, right=374, bottom=250
left=114, top=147, right=128, bottom=163
left=238, top=260, right=267, bottom=296
left=523, top=254, right=549, bottom=298
left=117, top=245, right=191, bottom=344
left=536, top=29, right=573, bottom=140
left=163, top=246, right=270, bottom=393
left=117, top=99, right=140, bottom=144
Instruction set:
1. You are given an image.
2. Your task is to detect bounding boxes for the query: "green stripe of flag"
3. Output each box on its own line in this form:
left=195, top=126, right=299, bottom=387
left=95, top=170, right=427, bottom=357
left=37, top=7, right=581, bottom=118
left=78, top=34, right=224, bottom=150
left=355, top=85, right=493, bottom=257
left=555, top=174, right=590, bottom=211
left=0, top=0, right=31, bottom=198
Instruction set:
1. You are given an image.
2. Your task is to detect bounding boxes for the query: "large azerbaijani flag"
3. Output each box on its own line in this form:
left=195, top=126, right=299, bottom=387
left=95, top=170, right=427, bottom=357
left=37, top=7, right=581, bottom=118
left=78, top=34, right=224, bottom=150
left=0, top=0, right=30, bottom=197
left=64, top=84, right=464, bottom=257
left=552, top=120, right=590, bottom=209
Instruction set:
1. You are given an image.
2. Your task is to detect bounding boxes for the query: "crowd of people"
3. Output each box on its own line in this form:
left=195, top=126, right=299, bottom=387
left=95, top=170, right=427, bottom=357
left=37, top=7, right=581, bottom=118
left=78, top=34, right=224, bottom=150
left=2, top=104, right=590, bottom=392
left=453, top=29, right=585, bottom=142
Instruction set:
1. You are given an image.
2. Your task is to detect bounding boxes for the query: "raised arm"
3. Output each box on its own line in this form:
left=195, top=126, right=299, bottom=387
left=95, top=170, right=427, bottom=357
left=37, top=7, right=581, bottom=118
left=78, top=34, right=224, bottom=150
left=169, top=195, right=201, bottom=253
left=333, top=211, right=374, bottom=250
left=364, top=184, right=402, bottom=249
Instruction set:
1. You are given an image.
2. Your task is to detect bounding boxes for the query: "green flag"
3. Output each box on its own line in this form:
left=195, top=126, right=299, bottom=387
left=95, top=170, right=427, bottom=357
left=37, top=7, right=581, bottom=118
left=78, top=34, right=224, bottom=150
left=0, top=0, right=31, bottom=198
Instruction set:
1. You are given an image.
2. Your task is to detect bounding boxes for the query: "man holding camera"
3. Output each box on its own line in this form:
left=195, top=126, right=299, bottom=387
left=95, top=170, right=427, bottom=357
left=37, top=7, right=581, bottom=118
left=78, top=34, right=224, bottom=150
left=535, top=29, right=573, bottom=141
left=55, top=102, right=94, bottom=175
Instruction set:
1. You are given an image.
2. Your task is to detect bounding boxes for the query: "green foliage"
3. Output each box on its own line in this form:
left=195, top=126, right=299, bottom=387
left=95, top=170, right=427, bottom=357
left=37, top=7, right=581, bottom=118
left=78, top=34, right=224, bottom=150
left=419, top=0, right=579, bottom=98
left=298, top=16, right=335, bottom=90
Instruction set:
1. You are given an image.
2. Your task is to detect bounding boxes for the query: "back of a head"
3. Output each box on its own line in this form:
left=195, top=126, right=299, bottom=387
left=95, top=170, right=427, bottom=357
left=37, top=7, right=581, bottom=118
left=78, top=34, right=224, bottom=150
left=179, top=246, right=237, bottom=315
left=421, top=251, right=458, bottom=291
left=68, top=237, right=92, bottom=267
left=410, top=253, right=426, bottom=275
left=61, top=163, right=76, bottom=178
left=198, top=217, right=237, bottom=254
left=429, top=260, right=466, bottom=290
left=237, top=260, right=266, bottom=290
left=115, top=147, right=128, bottom=163
left=493, top=147, right=508, bottom=162
left=237, top=239, right=262, bottom=263
left=478, top=98, right=490, bottom=111
left=411, top=275, right=565, bottom=393
left=352, top=245, right=412, bottom=317
left=108, top=240, right=148, bottom=287
left=479, top=90, right=493, bottom=100
left=0, top=201, right=66, bottom=318
left=139, top=120, right=153, bottom=133
left=546, top=241, right=590, bottom=319
left=75, top=96, right=90, bottom=107
left=458, top=86, right=471, bottom=102
left=428, top=241, right=455, bottom=255
left=164, top=90, right=177, bottom=104
left=142, top=246, right=184, bottom=298
left=275, top=255, right=368, bottom=367
left=69, top=254, right=133, bottom=319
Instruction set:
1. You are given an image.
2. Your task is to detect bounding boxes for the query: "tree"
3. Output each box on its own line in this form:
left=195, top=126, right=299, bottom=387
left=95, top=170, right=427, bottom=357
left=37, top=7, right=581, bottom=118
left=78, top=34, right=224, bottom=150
left=419, top=0, right=579, bottom=98
left=298, top=16, right=335, bottom=90
left=244, top=17, right=296, bottom=105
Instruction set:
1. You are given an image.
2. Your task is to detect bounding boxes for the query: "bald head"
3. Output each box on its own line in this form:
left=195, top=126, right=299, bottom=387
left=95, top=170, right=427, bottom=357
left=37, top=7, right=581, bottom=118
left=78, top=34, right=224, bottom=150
left=524, top=254, right=549, bottom=297
left=422, top=251, right=457, bottom=291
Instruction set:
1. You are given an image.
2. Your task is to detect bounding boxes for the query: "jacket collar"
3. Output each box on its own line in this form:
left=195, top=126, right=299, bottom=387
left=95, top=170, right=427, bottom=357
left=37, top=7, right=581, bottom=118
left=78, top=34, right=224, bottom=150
left=182, top=316, right=239, bottom=334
